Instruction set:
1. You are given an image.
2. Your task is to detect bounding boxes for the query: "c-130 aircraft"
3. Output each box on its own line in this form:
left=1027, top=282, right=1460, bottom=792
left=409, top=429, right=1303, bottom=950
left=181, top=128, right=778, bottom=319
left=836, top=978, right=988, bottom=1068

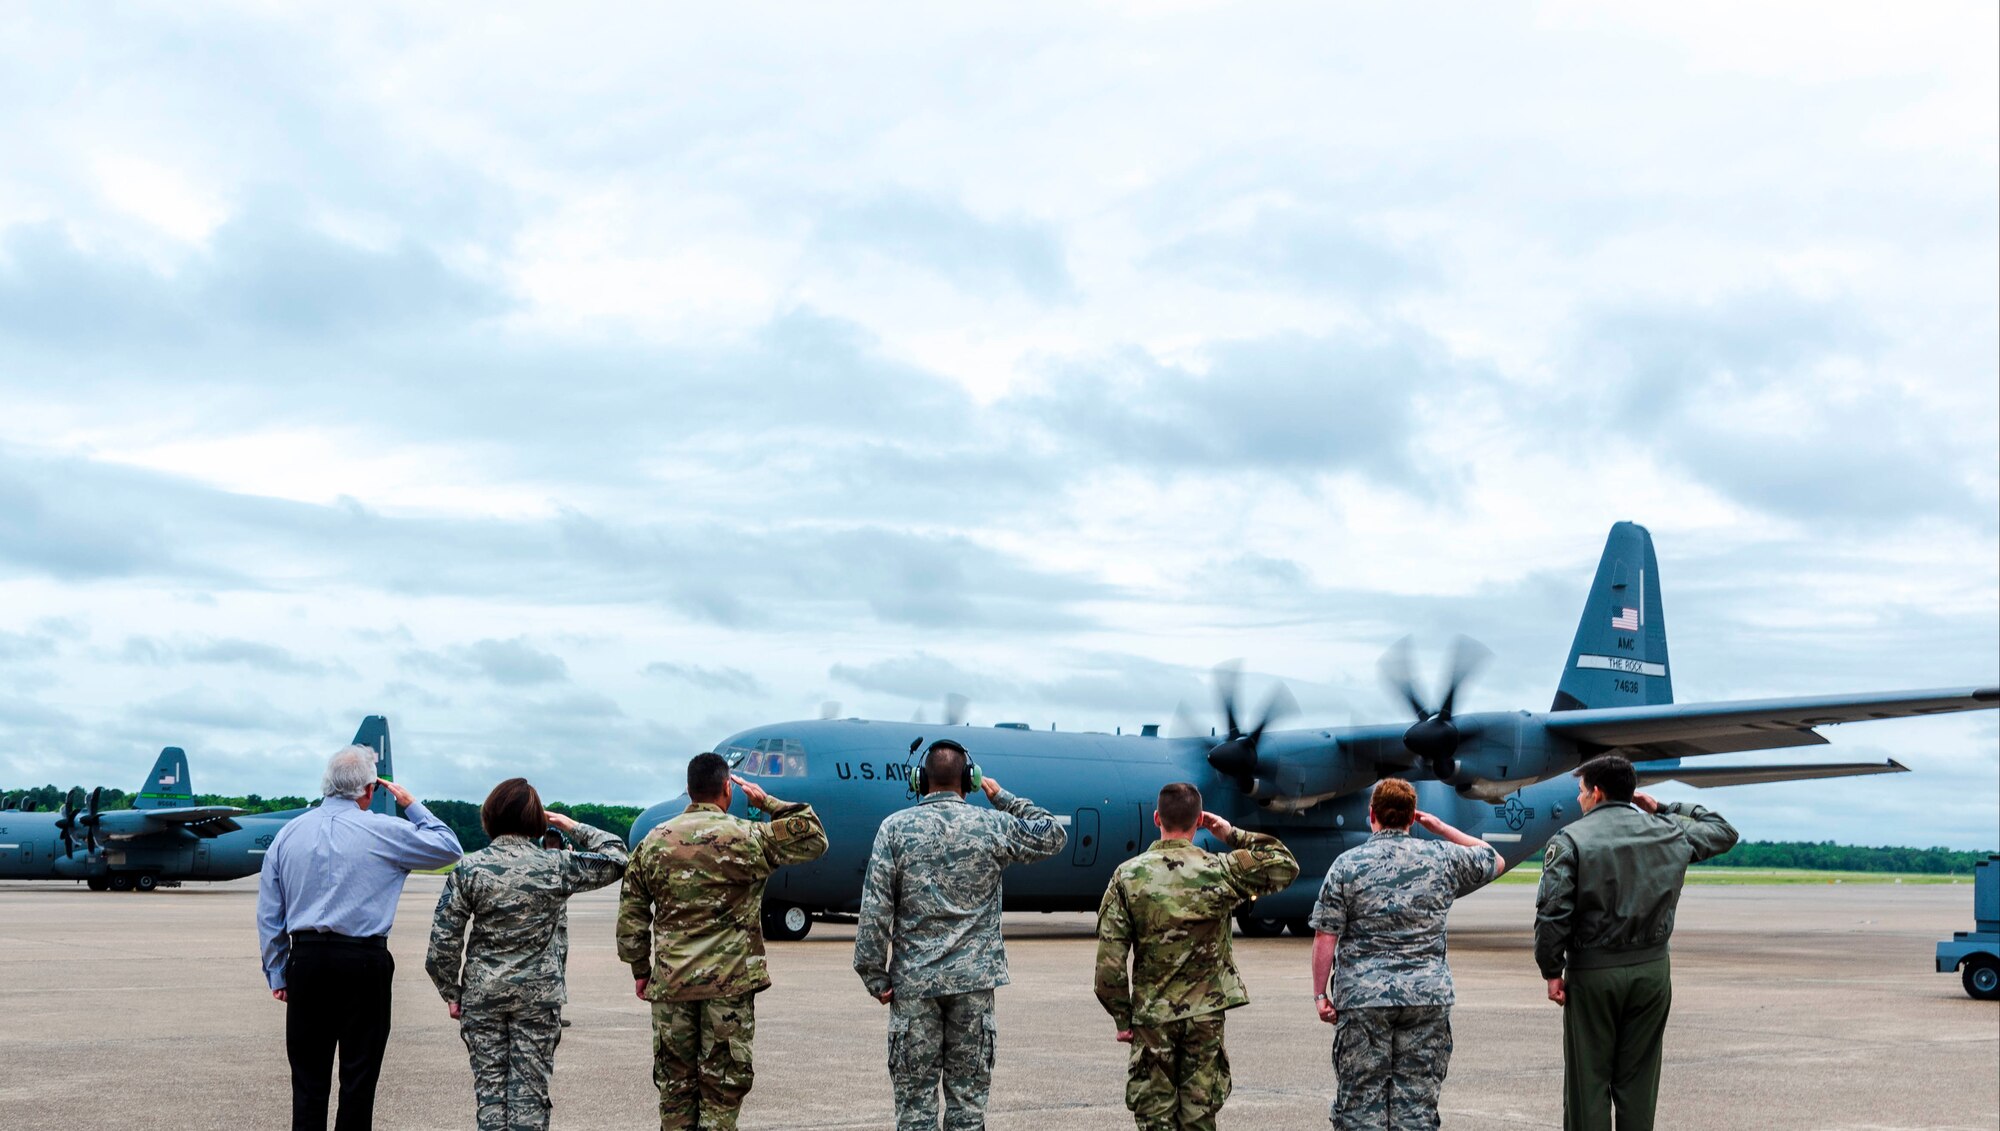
left=631, top=522, right=1998, bottom=942
left=0, top=716, right=399, bottom=891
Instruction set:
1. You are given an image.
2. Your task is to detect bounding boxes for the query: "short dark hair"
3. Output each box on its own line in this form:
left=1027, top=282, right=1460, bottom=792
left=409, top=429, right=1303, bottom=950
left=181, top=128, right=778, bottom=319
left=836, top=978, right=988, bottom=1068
left=687, top=752, right=730, bottom=802
left=1370, top=778, right=1417, bottom=829
left=1157, top=783, right=1202, bottom=831
left=1577, top=755, right=1637, bottom=802
left=924, top=740, right=968, bottom=792
left=481, top=778, right=546, bottom=839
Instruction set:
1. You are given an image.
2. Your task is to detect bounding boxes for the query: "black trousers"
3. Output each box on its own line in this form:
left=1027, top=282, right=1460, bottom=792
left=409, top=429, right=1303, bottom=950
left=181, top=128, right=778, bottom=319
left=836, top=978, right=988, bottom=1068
left=285, top=934, right=394, bottom=1131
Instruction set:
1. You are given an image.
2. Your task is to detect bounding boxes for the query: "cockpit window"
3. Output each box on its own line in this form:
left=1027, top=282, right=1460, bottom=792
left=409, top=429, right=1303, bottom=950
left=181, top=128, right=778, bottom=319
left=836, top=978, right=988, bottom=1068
left=723, top=738, right=806, bottom=777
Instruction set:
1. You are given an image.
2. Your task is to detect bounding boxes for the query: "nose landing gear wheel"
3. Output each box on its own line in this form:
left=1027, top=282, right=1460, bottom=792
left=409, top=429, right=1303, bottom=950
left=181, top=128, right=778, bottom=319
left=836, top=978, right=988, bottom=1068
left=761, top=901, right=813, bottom=942
left=1235, top=912, right=1287, bottom=938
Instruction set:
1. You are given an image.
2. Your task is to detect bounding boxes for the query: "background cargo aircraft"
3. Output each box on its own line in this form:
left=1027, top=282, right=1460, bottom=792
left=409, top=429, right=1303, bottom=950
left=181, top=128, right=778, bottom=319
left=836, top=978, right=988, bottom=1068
left=630, top=522, right=1998, bottom=941
left=0, top=716, right=398, bottom=892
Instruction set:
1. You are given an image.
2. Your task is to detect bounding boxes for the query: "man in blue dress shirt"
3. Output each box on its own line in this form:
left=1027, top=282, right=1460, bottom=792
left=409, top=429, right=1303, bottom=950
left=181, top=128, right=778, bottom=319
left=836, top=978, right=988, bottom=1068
left=257, top=745, right=463, bottom=1131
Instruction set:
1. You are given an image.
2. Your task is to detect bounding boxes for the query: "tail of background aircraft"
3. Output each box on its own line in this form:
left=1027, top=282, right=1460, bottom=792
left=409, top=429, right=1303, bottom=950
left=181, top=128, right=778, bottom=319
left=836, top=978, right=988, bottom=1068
left=350, top=716, right=396, bottom=815
left=1554, top=521, right=1674, bottom=712
left=134, top=747, right=194, bottom=810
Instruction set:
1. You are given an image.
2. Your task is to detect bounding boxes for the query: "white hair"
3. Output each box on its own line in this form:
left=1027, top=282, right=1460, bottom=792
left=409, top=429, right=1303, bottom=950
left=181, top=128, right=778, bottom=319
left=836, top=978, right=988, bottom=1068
left=321, top=745, right=379, bottom=800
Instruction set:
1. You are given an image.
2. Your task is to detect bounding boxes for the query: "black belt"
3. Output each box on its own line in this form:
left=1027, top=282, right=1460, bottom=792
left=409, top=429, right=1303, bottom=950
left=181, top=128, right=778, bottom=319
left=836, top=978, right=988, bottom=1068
left=290, top=931, right=388, bottom=949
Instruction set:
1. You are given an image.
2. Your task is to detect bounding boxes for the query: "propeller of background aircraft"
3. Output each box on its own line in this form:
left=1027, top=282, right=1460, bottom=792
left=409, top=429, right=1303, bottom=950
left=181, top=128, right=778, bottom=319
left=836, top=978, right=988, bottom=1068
left=1380, top=635, right=1492, bottom=782
left=911, top=693, right=972, bottom=727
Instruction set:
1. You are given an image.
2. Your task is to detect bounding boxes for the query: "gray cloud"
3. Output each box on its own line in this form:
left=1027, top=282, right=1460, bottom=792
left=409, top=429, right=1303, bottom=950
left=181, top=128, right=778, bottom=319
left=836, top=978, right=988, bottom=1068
left=403, top=637, right=570, bottom=687
left=1149, top=207, right=1436, bottom=297
left=124, top=686, right=316, bottom=735
left=0, top=201, right=510, bottom=346
left=816, top=188, right=1074, bottom=300
left=1563, top=290, right=1992, bottom=526
left=642, top=662, right=766, bottom=696
left=118, top=634, right=345, bottom=677
left=1007, top=327, right=1480, bottom=488
left=0, top=630, right=57, bottom=662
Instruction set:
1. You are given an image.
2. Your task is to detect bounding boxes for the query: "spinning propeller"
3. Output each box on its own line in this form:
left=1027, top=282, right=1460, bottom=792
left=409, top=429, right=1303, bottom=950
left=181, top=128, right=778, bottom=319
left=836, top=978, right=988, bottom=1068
left=1198, top=661, right=1298, bottom=787
left=1379, top=636, right=1491, bottom=782
left=53, top=786, right=104, bottom=858
left=911, top=693, right=971, bottom=727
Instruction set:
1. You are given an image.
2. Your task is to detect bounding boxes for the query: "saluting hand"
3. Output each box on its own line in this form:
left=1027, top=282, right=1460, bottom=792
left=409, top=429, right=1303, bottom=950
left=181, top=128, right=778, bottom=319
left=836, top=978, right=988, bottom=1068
left=1412, top=811, right=1446, bottom=834
left=979, top=775, right=1004, bottom=803
left=730, top=775, right=770, bottom=811
left=545, top=811, right=577, bottom=832
left=1198, top=811, right=1234, bottom=842
left=375, top=778, right=415, bottom=809
left=1631, top=792, right=1661, bottom=814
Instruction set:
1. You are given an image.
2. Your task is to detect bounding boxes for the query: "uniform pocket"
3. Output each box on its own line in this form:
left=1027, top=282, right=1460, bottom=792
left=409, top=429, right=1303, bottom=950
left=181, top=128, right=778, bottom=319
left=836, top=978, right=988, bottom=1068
left=980, top=1011, right=997, bottom=1072
left=887, top=1010, right=914, bottom=1075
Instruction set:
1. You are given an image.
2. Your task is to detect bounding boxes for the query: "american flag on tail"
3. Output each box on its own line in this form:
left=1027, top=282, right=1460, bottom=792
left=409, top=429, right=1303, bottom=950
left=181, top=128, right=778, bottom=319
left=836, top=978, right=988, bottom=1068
left=1610, top=607, right=1640, bottom=631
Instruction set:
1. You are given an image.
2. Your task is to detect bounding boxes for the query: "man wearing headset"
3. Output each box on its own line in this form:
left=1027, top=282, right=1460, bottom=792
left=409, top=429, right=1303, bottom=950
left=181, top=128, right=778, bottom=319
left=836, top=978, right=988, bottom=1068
left=853, top=739, right=1068, bottom=1130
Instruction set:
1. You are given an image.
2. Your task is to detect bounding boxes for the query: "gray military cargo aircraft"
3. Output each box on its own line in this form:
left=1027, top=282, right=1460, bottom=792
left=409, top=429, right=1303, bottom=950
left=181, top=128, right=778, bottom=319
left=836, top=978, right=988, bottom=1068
left=630, top=522, right=1998, bottom=941
left=0, top=716, right=398, bottom=891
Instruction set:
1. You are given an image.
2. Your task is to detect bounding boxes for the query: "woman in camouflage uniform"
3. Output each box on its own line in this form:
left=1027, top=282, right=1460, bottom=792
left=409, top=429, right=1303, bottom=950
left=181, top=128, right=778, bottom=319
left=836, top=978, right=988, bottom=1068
left=426, top=778, right=629, bottom=1131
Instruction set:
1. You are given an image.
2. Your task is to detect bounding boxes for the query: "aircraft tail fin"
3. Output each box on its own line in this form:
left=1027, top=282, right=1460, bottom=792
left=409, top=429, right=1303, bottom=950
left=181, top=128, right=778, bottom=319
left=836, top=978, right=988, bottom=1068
left=350, top=716, right=396, bottom=815
left=135, top=747, right=194, bottom=809
left=1554, top=522, right=1674, bottom=712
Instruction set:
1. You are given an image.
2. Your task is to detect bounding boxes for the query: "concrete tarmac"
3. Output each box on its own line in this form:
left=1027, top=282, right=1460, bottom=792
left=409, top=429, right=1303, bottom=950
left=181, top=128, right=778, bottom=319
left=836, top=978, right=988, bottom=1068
left=0, top=878, right=1994, bottom=1130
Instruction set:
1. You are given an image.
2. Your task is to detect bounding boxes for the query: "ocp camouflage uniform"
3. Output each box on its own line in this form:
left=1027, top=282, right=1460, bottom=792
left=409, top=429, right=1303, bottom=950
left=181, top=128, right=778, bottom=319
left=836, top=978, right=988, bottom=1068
left=854, top=788, right=1068, bottom=1130
left=1309, top=829, right=1500, bottom=1131
left=1095, top=827, right=1299, bottom=1130
left=425, top=823, right=630, bottom=1131
left=617, top=796, right=829, bottom=1131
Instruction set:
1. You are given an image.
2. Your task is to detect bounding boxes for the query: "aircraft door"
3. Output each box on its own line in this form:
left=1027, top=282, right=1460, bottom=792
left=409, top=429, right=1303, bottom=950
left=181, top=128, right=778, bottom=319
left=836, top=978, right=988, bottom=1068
left=194, top=841, right=211, bottom=877
left=1071, top=808, right=1099, bottom=868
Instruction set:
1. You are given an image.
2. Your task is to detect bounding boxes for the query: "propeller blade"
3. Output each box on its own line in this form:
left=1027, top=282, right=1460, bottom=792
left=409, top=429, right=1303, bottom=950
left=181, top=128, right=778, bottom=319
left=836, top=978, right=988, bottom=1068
left=1249, top=682, right=1300, bottom=742
left=1378, top=637, right=1430, bottom=720
left=1436, top=636, right=1492, bottom=720
left=911, top=708, right=928, bottom=724
left=1167, top=700, right=1208, bottom=742
left=1213, top=661, right=1244, bottom=739
left=819, top=701, right=841, bottom=721
left=942, top=693, right=970, bottom=727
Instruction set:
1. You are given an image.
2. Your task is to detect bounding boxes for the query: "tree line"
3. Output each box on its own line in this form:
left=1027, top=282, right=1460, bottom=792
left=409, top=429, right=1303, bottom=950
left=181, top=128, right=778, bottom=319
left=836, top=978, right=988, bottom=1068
left=3, top=783, right=1990, bottom=871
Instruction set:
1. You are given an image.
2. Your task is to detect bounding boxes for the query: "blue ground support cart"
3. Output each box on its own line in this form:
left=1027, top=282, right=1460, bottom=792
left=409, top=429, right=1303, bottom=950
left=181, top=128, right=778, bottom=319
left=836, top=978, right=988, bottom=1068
left=1936, top=855, right=1999, bottom=1001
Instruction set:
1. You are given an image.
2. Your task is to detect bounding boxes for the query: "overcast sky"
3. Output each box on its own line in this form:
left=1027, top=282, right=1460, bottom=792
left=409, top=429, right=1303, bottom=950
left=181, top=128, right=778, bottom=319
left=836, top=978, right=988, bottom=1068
left=1, top=2, right=1994, bottom=847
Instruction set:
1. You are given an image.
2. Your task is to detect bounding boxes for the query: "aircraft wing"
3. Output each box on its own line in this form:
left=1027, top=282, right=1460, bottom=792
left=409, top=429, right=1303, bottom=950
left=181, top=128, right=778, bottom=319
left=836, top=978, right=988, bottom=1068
left=1636, top=759, right=1909, bottom=789
left=1543, top=686, right=1998, bottom=759
left=97, top=806, right=249, bottom=840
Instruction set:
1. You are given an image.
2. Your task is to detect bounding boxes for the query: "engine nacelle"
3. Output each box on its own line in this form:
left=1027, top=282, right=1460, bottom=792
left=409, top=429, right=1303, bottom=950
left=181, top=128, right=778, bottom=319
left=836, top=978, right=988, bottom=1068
left=1241, top=731, right=1379, bottom=810
left=1442, top=713, right=1561, bottom=801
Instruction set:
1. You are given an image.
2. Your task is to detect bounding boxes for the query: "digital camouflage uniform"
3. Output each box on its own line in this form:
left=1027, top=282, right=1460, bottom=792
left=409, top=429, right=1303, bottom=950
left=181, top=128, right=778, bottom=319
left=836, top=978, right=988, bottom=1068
left=853, top=788, right=1068, bottom=1131
left=617, top=796, right=828, bottom=1131
left=425, top=823, right=630, bottom=1131
left=1309, top=829, right=1500, bottom=1131
left=1095, top=828, right=1300, bottom=1131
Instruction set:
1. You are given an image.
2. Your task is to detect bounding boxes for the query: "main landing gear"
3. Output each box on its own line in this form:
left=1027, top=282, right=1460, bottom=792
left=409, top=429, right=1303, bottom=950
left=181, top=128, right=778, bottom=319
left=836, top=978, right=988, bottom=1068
left=761, top=900, right=813, bottom=942
left=1235, top=913, right=1317, bottom=938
